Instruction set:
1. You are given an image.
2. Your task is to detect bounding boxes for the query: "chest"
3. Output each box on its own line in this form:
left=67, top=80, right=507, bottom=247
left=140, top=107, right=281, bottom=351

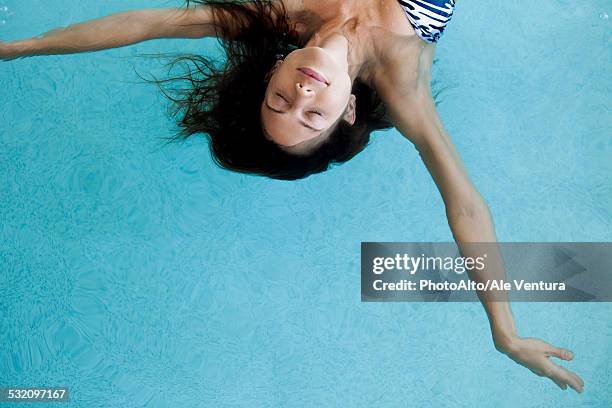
left=284, top=0, right=419, bottom=37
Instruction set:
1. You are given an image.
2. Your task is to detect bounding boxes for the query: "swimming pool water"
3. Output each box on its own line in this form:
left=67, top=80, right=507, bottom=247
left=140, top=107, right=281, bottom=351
left=1, top=0, right=611, bottom=406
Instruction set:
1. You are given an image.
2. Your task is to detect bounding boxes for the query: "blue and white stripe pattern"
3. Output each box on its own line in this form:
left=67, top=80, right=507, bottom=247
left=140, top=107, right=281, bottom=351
left=398, top=0, right=456, bottom=43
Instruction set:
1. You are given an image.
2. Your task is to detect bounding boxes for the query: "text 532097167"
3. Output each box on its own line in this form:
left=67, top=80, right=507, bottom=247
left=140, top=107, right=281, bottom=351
left=0, top=387, right=69, bottom=402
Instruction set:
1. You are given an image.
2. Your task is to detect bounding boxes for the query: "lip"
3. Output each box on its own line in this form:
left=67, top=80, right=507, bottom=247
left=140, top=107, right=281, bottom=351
left=298, top=67, right=329, bottom=85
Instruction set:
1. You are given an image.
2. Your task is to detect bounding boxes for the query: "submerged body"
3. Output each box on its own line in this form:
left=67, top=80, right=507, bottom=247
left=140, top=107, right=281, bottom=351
left=0, top=0, right=584, bottom=394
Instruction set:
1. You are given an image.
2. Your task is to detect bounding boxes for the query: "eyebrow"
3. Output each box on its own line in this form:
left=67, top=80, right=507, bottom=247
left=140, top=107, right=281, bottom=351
left=264, top=101, right=323, bottom=132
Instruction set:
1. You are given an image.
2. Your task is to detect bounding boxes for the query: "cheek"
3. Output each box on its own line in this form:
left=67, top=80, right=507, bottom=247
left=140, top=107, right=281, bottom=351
left=270, top=62, right=294, bottom=84
left=325, top=88, right=351, bottom=114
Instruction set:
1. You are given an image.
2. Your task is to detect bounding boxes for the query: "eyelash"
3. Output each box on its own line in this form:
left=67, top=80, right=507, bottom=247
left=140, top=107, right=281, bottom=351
left=276, top=93, right=323, bottom=116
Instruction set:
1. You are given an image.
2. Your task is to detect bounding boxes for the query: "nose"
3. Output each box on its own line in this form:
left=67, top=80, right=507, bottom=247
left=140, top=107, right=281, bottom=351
left=295, top=81, right=315, bottom=97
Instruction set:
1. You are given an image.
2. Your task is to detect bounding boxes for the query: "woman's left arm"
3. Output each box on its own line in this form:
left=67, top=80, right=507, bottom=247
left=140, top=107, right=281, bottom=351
left=373, top=43, right=584, bottom=393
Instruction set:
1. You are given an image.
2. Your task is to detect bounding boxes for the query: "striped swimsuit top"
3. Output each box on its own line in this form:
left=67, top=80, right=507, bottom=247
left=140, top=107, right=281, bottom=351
left=398, top=0, right=456, bottom=43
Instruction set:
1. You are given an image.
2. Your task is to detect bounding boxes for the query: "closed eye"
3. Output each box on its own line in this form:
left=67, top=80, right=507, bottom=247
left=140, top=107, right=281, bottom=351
left=276, top=92, right=289, bottom=103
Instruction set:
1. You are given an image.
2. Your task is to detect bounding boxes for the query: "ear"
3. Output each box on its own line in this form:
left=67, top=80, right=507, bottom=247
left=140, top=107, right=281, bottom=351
left=341, top=94, right=357, bottom=125
left=264, top=59, right=283, bottom=82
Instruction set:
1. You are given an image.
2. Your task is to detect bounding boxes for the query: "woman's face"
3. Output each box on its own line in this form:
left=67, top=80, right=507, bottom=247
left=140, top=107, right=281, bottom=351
left=260, top=46, right=356, bottom=154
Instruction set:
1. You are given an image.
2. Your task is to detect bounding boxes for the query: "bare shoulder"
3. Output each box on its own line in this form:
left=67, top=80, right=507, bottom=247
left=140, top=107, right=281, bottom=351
left=366, top=34, right=441, bottom=147
left=370, top=34, right=436, bottom=104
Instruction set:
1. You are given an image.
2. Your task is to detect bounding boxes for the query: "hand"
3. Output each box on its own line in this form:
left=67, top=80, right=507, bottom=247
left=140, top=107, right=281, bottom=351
left=497, top=335, right=584, bottom=393
left=0, top=39, right=30, bottom=61
left=0, top=40, right=18, bottom=61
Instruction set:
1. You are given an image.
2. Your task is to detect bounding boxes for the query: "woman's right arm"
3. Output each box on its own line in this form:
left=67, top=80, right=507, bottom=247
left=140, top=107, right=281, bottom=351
left=0, top=6, right=217, bottom=60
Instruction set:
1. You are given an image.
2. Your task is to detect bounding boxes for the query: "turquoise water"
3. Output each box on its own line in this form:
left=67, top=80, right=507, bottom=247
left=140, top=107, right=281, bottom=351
left=1, top=0, right=610, bottom=407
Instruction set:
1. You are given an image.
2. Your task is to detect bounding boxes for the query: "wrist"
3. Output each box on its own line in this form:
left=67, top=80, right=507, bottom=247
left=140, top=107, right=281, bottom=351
left=20, top=38, right=40, bottom=56
left=486, top=302, right=518, bottom=353
left=4, top=39, right=31, bottom=57
left=493, top=329, right=519, bottom=354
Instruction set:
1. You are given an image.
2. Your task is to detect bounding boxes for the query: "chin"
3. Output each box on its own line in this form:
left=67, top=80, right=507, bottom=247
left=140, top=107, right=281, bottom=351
left=292, top=46, right=334, bottom=66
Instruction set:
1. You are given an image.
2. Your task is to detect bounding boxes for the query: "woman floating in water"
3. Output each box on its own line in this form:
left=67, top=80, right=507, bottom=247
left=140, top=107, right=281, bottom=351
left=0, top=0, right=584, bottom=393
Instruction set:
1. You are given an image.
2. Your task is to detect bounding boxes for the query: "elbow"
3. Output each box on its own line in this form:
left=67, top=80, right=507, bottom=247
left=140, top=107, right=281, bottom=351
left=446, top=196, right=490, bottom=221
left=446, top=198, right=493, bottom=242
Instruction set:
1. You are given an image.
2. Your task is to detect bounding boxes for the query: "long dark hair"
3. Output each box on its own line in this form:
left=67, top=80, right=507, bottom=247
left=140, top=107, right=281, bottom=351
left=151, top=0, right=392, bottom=180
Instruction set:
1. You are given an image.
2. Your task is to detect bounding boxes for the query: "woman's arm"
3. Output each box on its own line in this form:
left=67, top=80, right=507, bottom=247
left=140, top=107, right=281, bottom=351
left=374, top=43, right=584, bottom=393
left=0, top=6, right=216, bottom=60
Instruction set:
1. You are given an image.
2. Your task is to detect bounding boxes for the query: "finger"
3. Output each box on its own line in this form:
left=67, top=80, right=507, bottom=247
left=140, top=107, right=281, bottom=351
left=549, top=376, right=567, bottom=390
left=546, top=345, right=574, bottom=361
left=566, top=370, right=584, bottom=393
left=570, top=373, right=584, bottom=393
left=576, top=372, right=585, bottom=388
left=548, top=362, right=583, bottom=393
